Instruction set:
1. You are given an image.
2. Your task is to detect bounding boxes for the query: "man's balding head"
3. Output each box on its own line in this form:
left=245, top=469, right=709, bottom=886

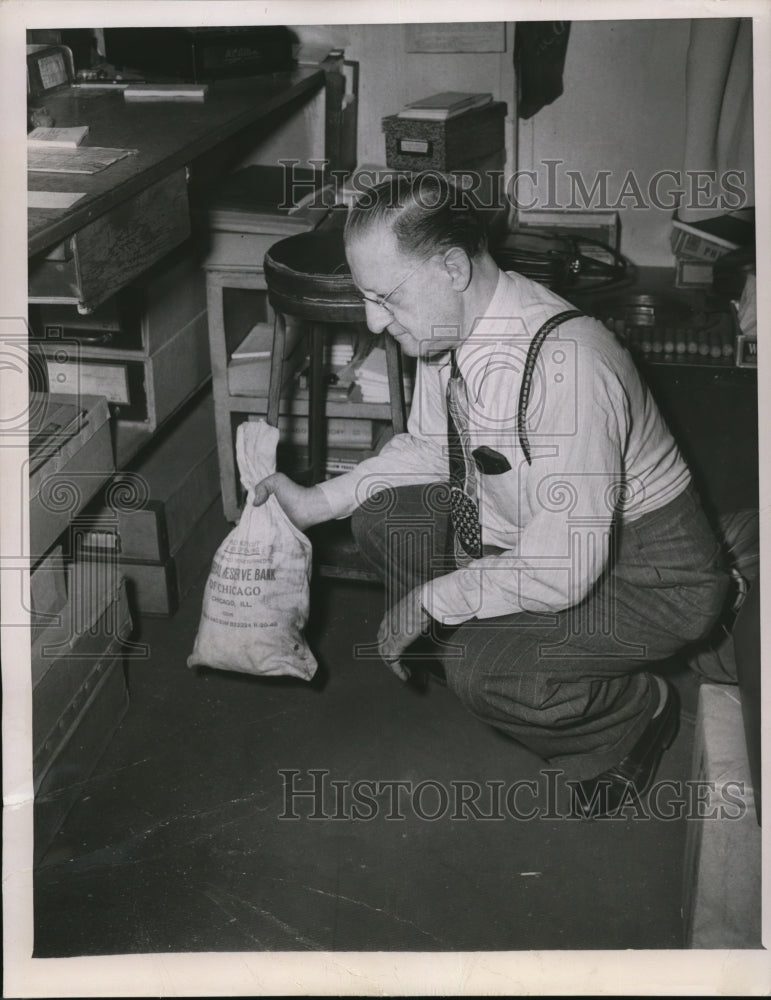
left=344, top=172, right=489, bottom=262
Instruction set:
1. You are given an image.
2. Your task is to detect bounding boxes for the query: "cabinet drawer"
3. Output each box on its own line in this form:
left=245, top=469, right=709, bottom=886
left=34, top=654, right=130, bottom=864
left=29, top=170, right=191, bottom=313
left=40, top=305, right=210, bottom=433
left=29, top=393, right=115, bottom=562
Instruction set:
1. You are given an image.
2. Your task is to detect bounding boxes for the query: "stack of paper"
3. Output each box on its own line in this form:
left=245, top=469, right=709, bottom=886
left=206, top=165, right=332, bottom=235
left=396, top=91, right=493, bottom=121
left=27, top=125, right=90, bottom=148
left=123, top=83, right=208, bottom=102
left=355, top=345, right=389, bottom=402
left=324, top=330, right=356, bottom=369
left=354, top=345, right=413, bottom=404
left=27, top=146, right=136, bottom=175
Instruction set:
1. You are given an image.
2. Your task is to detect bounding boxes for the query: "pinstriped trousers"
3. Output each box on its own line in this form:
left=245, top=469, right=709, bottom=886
left=351, top=482, right=729, bottom=781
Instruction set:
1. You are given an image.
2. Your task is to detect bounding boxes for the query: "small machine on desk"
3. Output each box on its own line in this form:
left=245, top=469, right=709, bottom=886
left=26, top=42, right=76, bottom=124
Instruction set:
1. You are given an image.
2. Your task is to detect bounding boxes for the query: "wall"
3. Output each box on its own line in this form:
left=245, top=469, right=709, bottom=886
left=249, top=22, right=517, bottom=185
left=319, top=23, right=516, bottom=173
left=250, top=19, right=693, bottom=266
left=517, top=19, right=692, bottom=266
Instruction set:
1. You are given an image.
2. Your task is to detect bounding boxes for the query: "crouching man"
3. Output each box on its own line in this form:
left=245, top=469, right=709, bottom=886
left=254, top=173, right=728, bottom=816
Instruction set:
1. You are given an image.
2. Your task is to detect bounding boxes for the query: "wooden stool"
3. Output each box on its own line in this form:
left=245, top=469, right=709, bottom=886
left=203, top=230, right=283, bottom=523
left=263, top=228, right=407, bottom=486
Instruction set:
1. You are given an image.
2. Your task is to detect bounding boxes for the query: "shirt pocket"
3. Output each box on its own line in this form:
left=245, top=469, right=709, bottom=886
left=475, top=465, right=523, bottom=541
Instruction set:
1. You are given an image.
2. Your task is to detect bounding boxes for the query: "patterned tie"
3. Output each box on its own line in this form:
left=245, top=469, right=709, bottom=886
left=446, top=351, right=483, bottom=561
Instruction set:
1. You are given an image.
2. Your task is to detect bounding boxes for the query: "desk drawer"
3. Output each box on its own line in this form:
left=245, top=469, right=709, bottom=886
left=29, top=170, right=191, bottom=313
left=29, top=393, right=114, bottom=561
left=40, top=306, right=210, bottom=432
left=34, top=653, right=130, bottom=864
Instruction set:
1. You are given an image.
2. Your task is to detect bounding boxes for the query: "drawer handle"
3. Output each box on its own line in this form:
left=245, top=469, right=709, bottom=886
left=73, top=331, right=114, bottom=346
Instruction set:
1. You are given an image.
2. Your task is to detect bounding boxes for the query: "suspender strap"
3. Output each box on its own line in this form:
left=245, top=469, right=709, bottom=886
left=518, top=309, right=584, bottom=466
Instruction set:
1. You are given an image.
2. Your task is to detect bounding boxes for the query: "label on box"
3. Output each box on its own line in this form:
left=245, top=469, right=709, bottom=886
left=399, top=138, right=432, bottom=156
left=735, top=336, right=757, bottom=368
left=46, top=360, right=130, bottom=404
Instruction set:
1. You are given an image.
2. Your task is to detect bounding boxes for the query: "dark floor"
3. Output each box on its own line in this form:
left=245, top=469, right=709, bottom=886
left=33, top=526, right=706, bottom=956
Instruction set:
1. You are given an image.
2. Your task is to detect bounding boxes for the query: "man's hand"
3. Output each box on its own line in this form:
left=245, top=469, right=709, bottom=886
left=252, top=473, right=333, bottom=531
left=377, top=587, right=431, bottom=682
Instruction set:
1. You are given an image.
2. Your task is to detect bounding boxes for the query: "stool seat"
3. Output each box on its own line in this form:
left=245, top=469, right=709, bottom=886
left=264, top=230, right=366, bottom=323
left=262, top=227, right=408, bottom=502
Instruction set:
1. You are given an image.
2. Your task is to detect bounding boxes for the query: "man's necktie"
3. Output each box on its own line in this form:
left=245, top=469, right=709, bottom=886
left=446, top=351, right=483, bottom=561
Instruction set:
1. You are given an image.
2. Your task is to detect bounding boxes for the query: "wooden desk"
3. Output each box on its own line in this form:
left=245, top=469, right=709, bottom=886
left=28, top=68, right=325, bottom=258
left=28, top=67, right=327, bottom=464
left=28, top=69, right=326, bottom=315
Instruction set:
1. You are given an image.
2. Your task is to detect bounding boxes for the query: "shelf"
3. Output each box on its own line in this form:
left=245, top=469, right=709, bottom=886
left=307, top=518, right=380, bottom=581
left=636, top=355, right=755, bottom=373
left=223, top=392, right=397, bottom=421
left=112, top=379, right=212, bottom=468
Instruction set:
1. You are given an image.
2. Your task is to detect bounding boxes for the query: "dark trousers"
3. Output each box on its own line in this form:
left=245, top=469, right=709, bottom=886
left=351, top=482, right=728, bottom=780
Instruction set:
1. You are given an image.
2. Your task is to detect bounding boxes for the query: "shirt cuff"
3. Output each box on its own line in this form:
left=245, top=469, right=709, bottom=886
left=316, top=472, right=363, bottom=520
left=420, top=574, right=478, bottom=627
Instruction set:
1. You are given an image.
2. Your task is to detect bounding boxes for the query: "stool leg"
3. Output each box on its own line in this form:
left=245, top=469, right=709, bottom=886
left=385, top=333, right=407, bottom=435
left=267, top=313, right=287, bottom=429
left=205, top=277, right=240, bottom=521
left=307, top=323, right=327, bottom=485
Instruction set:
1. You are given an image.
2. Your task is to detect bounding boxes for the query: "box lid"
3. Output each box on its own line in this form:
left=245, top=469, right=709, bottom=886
left=31, top=576, right=131, bottom=687
left=29, top=393, right=111, bottom=500
left=382, top=100, right=507, bottom=135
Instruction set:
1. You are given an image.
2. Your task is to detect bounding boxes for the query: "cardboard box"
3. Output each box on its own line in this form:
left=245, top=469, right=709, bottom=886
left=34, top=656, right=129, bottom=864
left=670, top=211, right=751, bottom=263
left=735, top=334, right=757, bottom=369
left=382, top=102, right=506, bottom=171
left=674, top=258, right=714, bottom=288
left=86, top=392, right=220, bottom=562
left=227, top=320, right=306, bottom=397
left=81, top=497, right=228, bottom=617
left=30, top=544, right=68, bottom=641
left=682, top=684, right=761, bottom=948
left=33, top=577, right=132, bottom=863
left=33, top=579, right=132, bottom=769
left=28, top=393, right=114, bottom=561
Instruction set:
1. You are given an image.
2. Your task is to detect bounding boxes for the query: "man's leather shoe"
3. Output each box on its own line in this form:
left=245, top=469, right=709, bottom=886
left=404, top=657, right=447, bottom=692
left=571, top=680, right=679, bottom=819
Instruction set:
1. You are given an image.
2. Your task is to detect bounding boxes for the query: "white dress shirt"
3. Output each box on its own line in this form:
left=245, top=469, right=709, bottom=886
left=318, top=269, right=691, bottom=625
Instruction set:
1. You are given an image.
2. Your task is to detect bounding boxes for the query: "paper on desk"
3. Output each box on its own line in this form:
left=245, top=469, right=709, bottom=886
left=27, top=125, right=90, bottom=148
left=27, top=146, right=137, bottom=175
left=28, top=190, right=86, bottom=209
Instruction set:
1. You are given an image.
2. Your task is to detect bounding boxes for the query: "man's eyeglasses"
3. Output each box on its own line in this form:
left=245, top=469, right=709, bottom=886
left=355, top=254, right=434, bottom=314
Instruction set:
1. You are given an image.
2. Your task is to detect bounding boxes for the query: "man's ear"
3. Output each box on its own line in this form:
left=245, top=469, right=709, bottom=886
left=442, top=247, right=472, bottom=291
